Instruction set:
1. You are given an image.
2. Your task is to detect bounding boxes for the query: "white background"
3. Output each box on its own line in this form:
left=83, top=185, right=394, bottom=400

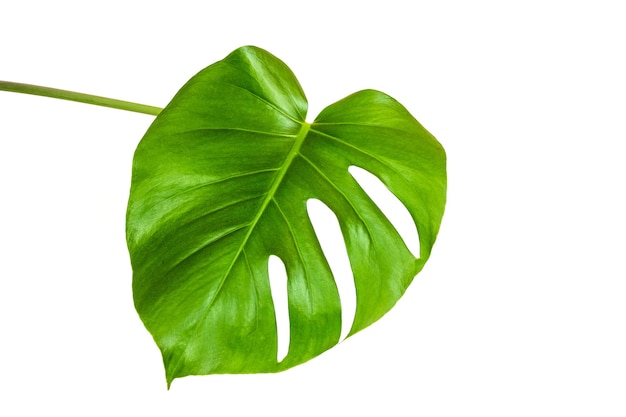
left=1, top=1, right=625, bottom=415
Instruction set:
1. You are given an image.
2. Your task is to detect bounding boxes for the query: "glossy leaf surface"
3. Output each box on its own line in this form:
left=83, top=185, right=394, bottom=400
left=126, top=46, right=446, bottom=386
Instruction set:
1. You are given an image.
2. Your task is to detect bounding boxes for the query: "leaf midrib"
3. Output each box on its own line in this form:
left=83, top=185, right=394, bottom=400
left=184, top=121, right=311, bottom=339
left=226, top=120, right=310, bottom=276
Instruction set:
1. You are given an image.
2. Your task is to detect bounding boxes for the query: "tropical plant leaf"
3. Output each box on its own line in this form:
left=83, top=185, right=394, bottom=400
left=126, top=45, right=446, bottom=386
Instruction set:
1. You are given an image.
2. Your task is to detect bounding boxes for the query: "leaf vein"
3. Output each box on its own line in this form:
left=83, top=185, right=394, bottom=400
left=272, top=198, right=311, bottom=293
left=312, top=122, right=409, bottom=133
left=183, top=127, right=297, bottom=138
left=220, top=79, right=303, bottom=125
left=141, top=169, right=279, bottom=216
left=242, top=249, right=260, bottom=336
left=308, top=127, right=394, bottom=169
left=297, top=153, right=374, bottom=240
left=158, top=222, right=251, bottom=286
left=307, top=127, right=417, bottom=197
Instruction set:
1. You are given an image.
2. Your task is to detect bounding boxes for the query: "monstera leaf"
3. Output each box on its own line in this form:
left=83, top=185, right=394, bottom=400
left=126, top=46, right=446, bottom=386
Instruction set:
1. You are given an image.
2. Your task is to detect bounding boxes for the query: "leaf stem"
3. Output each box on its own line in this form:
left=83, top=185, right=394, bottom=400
left=0, top=80, right=162, bottom=116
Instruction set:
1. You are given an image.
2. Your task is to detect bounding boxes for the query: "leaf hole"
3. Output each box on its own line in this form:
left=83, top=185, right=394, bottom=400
left=349, top=166, right=420, bottom=258
left=307, top=199, right=356, bottom=342
left=268, top=255, right=290, bottom=363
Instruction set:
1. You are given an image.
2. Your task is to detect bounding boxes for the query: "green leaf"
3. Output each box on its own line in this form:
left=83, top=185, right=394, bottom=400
left=126, top=46, right=446, bottom=386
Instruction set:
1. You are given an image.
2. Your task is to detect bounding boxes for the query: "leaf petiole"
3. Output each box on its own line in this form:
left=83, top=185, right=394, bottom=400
left=0, top=80, right=162, bottom=116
